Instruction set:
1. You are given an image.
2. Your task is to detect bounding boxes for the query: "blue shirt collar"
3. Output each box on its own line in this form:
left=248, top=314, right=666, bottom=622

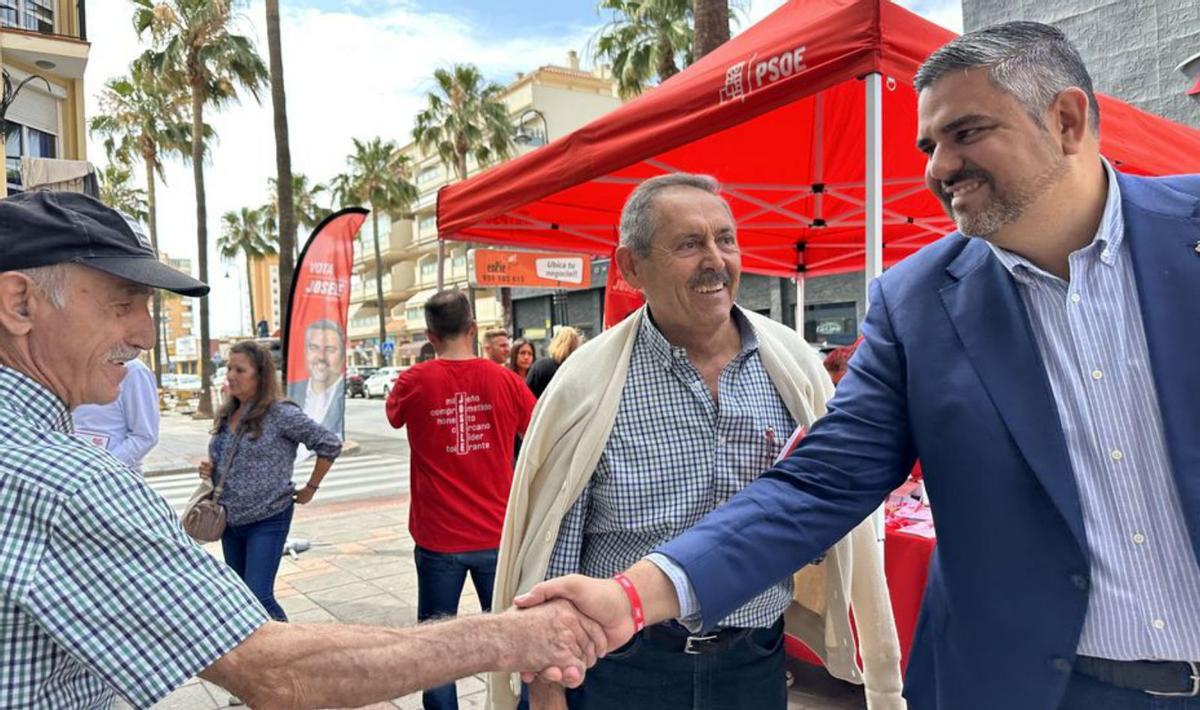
left=0, top=365, right=73, bottom=433
left=988, top=158, right=1125, bottom=281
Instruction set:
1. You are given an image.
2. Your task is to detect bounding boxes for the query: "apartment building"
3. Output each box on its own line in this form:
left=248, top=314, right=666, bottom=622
left=348, top=52, right=623, bottom=366
left=159, top=253, right=200, bottom=375
left=1, top=0, right=89, bottom=197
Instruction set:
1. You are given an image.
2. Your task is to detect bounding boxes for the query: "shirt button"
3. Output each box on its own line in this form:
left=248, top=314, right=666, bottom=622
left=1091, top=369, right=1103, bottom=381
left=1052, top=658, right=1071, bottom=672
left=1070, top=575, right=1089, bottom=591
left=1153, top=619, right=1166, bottom=630
left=544, top=531, right=554, bottom=543
left=1070, top=293, right=1082, bottom=303
left=1132, top=532, right=1146, bottom=545
left=1110, top=449, right=1124, bottom=461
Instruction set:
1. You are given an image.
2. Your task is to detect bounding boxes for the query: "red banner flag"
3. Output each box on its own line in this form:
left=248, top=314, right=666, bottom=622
left=603, top=253, right=644, bottom=329
left=283, top=208, right=368, bottom=439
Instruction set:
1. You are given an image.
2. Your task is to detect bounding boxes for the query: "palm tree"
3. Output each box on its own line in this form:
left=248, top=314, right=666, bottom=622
left=332, top=138, right=417, bottom=362
left=267, top=173, right=330, bottom=256
left=134, top=0, right=270, bottom=418
left=97, top=163, right=149, bottom=223
left=593, top=0, right=693, bottom=99
left=264, top=0, right=296, bottom=334
left=693, top=0, right=730, bottom=58
left=412, top=64, right=514, bottom=182
left=218, top=206, right=277, bottom=335
left=90, top=62, right=193, bottom=388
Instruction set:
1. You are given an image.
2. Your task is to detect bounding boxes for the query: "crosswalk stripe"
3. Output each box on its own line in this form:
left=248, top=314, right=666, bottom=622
left=147, top=454, right=408, bottom=512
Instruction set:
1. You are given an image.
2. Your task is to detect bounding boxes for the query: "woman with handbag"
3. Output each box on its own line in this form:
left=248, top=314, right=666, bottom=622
left=197, top=341, right=342, bottom=621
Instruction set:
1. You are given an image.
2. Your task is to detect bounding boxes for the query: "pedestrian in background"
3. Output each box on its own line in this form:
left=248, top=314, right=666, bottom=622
left=72, top=355, right=159, bottom=472
left=508, top=338, right=535, bottom=381
left=200, top=340, right=342, bottom=622
left=483, top=328, right=511, bottom=366
left=526, top=326, right=581, bottom=399
left=386, top=290, right=537, bottom=710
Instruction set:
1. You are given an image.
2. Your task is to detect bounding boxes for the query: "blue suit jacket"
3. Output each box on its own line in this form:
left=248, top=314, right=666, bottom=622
left=657, top=172, right=1200, bottom=710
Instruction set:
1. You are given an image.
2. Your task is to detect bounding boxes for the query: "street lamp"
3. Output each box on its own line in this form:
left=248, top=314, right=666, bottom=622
left=513, top=108, right=548, bottom=147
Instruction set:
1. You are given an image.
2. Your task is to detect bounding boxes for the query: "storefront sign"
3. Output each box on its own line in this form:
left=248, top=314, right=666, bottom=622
left=470, top=249, right=592, bottom=289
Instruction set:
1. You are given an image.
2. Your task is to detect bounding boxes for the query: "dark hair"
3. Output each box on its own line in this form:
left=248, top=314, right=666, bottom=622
left=305, top=318, right=345, bottom=350
left=508, top=338, right=535, bottom=373
left=914, top=21, right=1100, bottom=134
left=417, top=342, right=436, bottom=363
left=212, top=340, right=281, bottom=440
left=424, top=289, right=473, bottom=338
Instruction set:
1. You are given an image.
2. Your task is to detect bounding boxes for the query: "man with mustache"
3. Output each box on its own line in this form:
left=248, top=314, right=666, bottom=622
left=0, top=191, right=606, bottom=709
left=287, top=318, right=347, bottom=437
left=517, top=21, right=1200, bottom=710
left=490, top=173, right=904, bottom=710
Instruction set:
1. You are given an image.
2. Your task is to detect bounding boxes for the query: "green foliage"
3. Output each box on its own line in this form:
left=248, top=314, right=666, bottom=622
left=331, top=137, right=417, bottom=216
left=412, top=64, right=514, bottom=181
left=593, top=0, right=694, bottom=99
left=97, top=163, right=149, bottom=223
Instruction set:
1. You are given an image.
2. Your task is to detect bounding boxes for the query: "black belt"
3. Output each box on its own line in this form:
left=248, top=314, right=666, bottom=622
left=640, top=619, right=783, bottom=656
left=1075, top=656, right=1200, bottom=697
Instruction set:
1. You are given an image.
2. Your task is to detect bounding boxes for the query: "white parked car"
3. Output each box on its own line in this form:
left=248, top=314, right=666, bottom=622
left=363, top=366, right=403, bottom=399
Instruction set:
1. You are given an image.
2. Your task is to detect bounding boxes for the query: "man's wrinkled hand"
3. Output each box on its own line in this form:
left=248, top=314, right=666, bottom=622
left=500, top=598, right=608, bottom=688
left=513, top=575, right=635, bottom=684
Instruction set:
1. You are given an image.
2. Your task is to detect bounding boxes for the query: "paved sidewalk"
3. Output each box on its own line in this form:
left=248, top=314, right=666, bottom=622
left=143, top=411, right=215, bottom=476
left=121, top=493, right=865, bottom=710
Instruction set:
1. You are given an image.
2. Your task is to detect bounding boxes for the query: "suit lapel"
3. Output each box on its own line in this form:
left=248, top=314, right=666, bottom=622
left=940, top=240, right=1087, bottom=550
left=1120, top=173, right=1200, bottom=552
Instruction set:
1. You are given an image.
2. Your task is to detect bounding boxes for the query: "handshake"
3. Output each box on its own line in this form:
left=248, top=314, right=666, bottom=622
left=494, top=562, right=677, bottom=688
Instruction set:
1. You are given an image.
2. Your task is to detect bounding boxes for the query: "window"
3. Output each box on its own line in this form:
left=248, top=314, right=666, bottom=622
left=418, top=164, right=442, bottom=184
left=0, top=0, right=54, bottom=33
left=420, top=259, right=437, bottom=280
left=452, top=251, right=467, bottom=275
left=5, top=122, right=57, bottom=191
left=418, top=214, right=437, bottom=238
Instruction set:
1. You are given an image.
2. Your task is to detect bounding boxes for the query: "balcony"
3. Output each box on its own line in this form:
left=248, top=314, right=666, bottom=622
left=354, top=220, right=413, bottom=270
left=0, top=1, right=89, bottom=80
left=390, top=261, right=416, bottom=297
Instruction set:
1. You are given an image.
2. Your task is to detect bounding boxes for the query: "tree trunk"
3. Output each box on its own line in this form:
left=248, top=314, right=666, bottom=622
left=692, top=0, right=730, bottom=60
left=371, top=211, right=388, bottom=365
left=245, top=255, right=257, bottom=335
left=143, top=154, right=165, bottom=389
left=656, top=35, right=680, bottom=81
left=191, top=86, right=214, bottom=419
left=266, top=0, right=296, bottom=333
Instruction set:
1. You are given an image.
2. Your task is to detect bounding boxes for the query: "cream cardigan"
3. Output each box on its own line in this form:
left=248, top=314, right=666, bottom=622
left=488, top=307, right=906, bottom=709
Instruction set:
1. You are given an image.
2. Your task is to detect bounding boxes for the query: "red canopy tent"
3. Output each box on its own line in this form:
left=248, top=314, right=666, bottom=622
left=438, top=0, right=1200, bottom=313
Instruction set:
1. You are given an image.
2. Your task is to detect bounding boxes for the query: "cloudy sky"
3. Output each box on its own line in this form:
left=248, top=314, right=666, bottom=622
left=84, top=0, right=962, bottom=336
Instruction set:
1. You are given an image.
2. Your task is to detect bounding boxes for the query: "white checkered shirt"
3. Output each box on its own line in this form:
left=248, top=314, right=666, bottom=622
left=0, top=366, right=268, bottom=709
left=546, top=308, right=796, bottom=628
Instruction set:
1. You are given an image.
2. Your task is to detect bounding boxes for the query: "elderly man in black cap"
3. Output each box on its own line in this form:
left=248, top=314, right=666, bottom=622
left=0, top=191, right=606, bottom=709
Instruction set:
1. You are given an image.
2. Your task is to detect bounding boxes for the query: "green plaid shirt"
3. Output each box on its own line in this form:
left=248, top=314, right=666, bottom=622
left=0, top=366, right=268, bottom=709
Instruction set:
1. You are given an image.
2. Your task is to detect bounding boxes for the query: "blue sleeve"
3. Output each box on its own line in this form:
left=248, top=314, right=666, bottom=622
left=19, top=470, right=268, bottom=708
left=655, top=279, right=914, bottom=631
left=277, top=402, right=342, bottom=460
left=111, top=364, right=159, bottom=469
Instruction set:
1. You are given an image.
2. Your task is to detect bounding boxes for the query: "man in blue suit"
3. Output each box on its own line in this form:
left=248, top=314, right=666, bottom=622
left=516, top=22, right=1200, bottom=709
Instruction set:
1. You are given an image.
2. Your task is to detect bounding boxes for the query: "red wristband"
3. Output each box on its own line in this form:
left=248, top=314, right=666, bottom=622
left=613, top=572, right=646, bottom=633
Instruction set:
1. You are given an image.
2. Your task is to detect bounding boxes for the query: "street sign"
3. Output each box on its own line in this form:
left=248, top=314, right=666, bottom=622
left=470, top=249, right=592, bottom=289
left=380, top=341, right=395, bottom=355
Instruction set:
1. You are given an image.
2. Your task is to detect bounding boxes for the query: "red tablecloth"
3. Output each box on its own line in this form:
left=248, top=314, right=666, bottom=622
left=785, top=527, right=935, bottom=672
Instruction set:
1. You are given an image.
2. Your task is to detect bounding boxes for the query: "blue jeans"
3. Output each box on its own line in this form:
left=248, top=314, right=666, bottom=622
left=1061, top=670, right=1200, bottom=709
left=566, top=620, right=787, bottom=710
left=221, top=504, right=293, bottom=622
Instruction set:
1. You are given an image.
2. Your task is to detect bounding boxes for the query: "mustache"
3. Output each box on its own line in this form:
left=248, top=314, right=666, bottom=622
left=107, top=348, right=142, bottom=363
left=689, top=268, right=731, bottom=290
left=938, top=167, right=992, bottom=198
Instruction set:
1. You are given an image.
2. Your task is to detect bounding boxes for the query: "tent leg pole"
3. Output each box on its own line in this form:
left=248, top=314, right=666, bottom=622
left=436, top=241, right=446, bottom=291
left=794, top=273, right=805, bottom=336
left=864, top=72, right=883, bottom=313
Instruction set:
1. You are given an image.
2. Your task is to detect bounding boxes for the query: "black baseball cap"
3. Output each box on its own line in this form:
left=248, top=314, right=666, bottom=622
left=0, top=190, right=209, bottom=297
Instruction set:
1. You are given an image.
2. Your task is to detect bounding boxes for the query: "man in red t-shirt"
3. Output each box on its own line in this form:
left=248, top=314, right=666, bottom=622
left=386, top=289, right=536, bottom=710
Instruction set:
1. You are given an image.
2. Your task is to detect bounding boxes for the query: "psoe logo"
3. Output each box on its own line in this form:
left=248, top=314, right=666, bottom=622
left=719, top=46, right=807, bottom=104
